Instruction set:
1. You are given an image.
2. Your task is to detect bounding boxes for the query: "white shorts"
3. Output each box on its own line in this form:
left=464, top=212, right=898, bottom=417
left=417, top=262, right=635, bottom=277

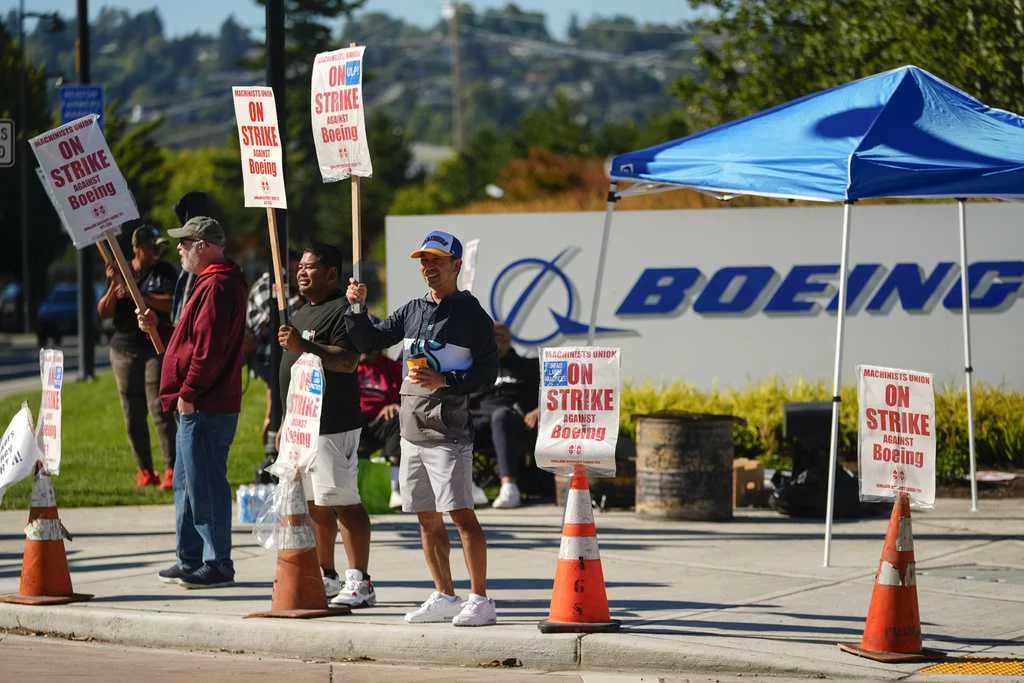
left=301, top=429, right=362, bottom=507
left=399, top=437, right=474, bottom=513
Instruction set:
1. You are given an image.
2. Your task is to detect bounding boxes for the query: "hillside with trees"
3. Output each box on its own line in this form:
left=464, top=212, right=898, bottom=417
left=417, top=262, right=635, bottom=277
left=2, top=0, right=1023, bottom=313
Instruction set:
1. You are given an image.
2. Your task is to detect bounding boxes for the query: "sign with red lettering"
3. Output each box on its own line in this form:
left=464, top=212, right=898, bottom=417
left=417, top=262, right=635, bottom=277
left=535, top=347, right=621, bottom=476
left=29, top=115, right=139, bottom=248
left=270, top=354, right=324, bottom=478
left=37, top=350, right=64, bottom=476
left=857, top=364, right=936, bottom=506
left=310, top=46, right=372, bottom=181
left=232, top=86, right=287, bottom=208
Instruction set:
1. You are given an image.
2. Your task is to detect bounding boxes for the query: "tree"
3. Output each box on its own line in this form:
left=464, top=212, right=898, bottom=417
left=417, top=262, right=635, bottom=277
left=104, top=104, right=170, bottom=221
left=675, top=0, right=1024, bottom=132
left=217, top=16, right=251, bottom=70
left=0, top=21, right=64, bottom=319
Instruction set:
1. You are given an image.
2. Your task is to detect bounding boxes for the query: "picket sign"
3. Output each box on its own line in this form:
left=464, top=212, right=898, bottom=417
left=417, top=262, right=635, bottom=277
left=857, top=364, right=937, bottom=508
left=460, top=238, right=481, bottom=292
left=30, top=116, right=162, bottom=353
left=270, top=353, right=325, bottom=479
left=30, top=115, right=137, bottom=248
left=535, top=347, right=621, bottom=477
left=232, top=86, right=289, bottom=318
left=310, top=44, right=372, bottom=281
left=36, top=350, right=64, bottom=476
left=0, top=404, right=42, bottom=505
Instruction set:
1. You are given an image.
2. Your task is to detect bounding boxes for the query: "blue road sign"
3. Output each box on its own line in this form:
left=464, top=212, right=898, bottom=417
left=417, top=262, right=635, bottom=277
left=60, top=85, right=105, bottom=130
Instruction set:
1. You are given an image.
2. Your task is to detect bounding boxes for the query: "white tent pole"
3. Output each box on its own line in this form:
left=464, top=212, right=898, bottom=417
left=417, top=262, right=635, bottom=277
left=957, top=199, right=979, bottom=512
left=588, top=182, right=618, bottom=346
left=824, top=202, right=853, bottom=568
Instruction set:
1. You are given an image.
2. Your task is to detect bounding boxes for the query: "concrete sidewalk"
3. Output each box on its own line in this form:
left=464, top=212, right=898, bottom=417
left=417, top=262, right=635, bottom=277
left=1, top=499, right=1021, bottom=679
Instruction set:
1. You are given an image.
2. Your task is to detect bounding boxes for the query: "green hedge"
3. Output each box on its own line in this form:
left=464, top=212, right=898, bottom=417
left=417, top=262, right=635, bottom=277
left=620, top=379, right=1024, bottom=482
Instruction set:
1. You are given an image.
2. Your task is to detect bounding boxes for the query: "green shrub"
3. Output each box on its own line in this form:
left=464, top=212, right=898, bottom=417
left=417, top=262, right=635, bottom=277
left=620, top=379, right=1023, bottom=483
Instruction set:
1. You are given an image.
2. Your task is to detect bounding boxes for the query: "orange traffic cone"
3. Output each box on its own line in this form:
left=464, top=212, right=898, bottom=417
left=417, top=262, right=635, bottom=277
left=539, top=464, right=620, bottom=633
left=839, top=492, right=944, bottom=662
left=247, top=476, right=348, bottom=619
left=0, top=471, right=92, bottom=605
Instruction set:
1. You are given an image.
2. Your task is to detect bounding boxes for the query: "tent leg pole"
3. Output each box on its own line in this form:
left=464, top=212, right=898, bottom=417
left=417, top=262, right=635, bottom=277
left=824, top=202, right=852, bottom=568
left=957, top=199, right=978, bottom=512
left=588, top=182, right=618, bottom=346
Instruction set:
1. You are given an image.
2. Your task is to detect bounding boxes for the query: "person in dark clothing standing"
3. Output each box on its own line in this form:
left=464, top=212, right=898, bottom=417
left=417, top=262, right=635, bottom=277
left=138, top=216, right=248, bottom=589
left=469, top=321, right=540, bottom=509
left=345, top=230, right=500, bottom=627
left=170, top=191, right=217, bottom=325
left=98, top=224, right=178, bottom=489
left=355, top=347, right=403, bottom=509
left=277, top=244, right=375, bottom=608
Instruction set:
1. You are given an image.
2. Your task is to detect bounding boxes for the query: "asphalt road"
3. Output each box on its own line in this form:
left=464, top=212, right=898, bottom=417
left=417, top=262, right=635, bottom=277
left=0, top=334, right=109, bottom=385
left=0, top=633, right=765, bottom=683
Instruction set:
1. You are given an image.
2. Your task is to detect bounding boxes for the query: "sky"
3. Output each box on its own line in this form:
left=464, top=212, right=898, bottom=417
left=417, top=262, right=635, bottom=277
left=4, top=1, right=698, bottom=38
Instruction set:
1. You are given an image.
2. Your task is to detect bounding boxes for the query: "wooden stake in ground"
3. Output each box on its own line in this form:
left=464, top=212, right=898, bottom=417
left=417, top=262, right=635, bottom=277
left=102, top=232, right=165, bottom=354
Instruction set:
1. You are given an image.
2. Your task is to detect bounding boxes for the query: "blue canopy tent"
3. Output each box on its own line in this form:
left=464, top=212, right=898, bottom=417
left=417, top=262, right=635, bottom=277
left=596, top=65, right=1024, bottom=565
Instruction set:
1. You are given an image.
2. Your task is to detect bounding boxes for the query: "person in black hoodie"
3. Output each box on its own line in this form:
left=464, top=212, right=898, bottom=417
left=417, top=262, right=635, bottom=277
left=469, top=321, right=540, bottom=509
left=345, top=230, right=500, bottom=627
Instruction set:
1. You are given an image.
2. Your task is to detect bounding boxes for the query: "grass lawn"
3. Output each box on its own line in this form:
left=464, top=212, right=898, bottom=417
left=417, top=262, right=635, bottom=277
left=0, top=370, right=266, bottom=510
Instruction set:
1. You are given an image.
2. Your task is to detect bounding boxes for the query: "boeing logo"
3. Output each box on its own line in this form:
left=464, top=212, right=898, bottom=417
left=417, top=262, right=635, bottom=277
left=488, top=249, right=1023, bottom=346
left=489, top=248, right=628, bottom=345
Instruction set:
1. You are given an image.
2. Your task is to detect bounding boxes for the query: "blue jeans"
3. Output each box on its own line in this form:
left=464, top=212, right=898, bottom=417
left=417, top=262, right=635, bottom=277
left=174, top=411, right=238, bottom=574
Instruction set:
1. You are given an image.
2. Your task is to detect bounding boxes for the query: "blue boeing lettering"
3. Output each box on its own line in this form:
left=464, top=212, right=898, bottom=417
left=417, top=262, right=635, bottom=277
left=865, top=263, right=955, bottom=313
left=693, top=266, right=775, bottom=314
left=615, top=268, right=701, bottom=315
left=765, top=265, right=837, bottom=313
left=614, top=261, right=1023, bottom=316
left=942, top=261, right=1024, bottom=311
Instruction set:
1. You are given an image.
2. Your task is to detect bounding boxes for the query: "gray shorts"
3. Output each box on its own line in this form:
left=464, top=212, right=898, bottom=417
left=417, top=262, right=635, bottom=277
left=301, top=429, right=362, bottom=507
left=399, top=438, right=474, bottom=513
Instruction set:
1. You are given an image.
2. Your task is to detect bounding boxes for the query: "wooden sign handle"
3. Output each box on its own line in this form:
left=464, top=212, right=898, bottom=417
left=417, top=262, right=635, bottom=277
left=266, top=207, right=289, bottom=325
left=104, top=232, right=165, bottom=354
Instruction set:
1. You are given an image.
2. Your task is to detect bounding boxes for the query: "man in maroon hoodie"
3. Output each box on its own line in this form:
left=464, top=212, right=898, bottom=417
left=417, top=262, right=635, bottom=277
left=138, top=216, right=248, bottom=589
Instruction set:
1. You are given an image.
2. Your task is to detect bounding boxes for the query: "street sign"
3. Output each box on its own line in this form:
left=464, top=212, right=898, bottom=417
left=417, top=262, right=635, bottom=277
left=60, top=85, right=105, bottom=130
left=0, top=119, right=13, bottom=168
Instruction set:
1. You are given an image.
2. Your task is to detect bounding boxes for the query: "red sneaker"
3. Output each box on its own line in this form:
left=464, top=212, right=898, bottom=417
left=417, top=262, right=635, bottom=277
left=159, top=468, right=174, bottom=491
left=135, top=469, right=160, bottom=487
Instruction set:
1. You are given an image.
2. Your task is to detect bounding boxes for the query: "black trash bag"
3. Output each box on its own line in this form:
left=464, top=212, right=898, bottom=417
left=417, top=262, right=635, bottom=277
left=255, top=430, right=279, bottom=485
left=770, top=466, right=881, bottom=518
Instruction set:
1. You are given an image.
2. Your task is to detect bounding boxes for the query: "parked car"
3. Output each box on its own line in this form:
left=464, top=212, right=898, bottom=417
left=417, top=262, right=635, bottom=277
left=36, top=282, right=110, bottom=347
left=0, top=281, right=23, bottom=332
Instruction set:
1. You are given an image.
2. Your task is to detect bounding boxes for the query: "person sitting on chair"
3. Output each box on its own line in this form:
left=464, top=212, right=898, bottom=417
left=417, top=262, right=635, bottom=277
left=469, top=321, right=540, bottom=509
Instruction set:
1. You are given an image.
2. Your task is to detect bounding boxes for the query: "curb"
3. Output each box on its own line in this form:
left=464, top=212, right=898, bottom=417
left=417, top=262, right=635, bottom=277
left=0, top=603, right=910, bottom=678
left=0, top=604, right=579, bottom=670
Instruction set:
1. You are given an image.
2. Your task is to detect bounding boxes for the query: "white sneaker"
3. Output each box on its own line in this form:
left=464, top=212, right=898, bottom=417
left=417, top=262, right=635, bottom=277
left=404, top=591, right=463, bottom=623
left=388, top=490, right=403, bottom=510
left=471, top=483, right=488, bottom=506
left=491, top=482, right=521, bottom=509
left=330, top=569, right=376, bottom=608
left=452, top=593, right=497, bottom=626
left=322, top=573, right=341, bottom=599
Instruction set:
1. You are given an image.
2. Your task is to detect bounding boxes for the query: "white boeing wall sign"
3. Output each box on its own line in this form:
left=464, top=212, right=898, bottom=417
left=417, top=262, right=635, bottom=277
left=385, top=204, right=1024, bottom=389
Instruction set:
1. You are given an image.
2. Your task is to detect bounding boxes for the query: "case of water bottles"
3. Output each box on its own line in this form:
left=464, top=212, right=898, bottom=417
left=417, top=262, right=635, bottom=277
left=236, top=483, right=276, bottom=524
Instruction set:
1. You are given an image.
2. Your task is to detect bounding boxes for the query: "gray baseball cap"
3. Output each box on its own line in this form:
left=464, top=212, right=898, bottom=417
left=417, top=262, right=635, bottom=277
left=167, top=216, right=226, bottom=246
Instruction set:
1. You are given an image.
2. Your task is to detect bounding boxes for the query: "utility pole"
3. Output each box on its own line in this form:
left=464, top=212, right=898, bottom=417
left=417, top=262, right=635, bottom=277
left=443, top=1, right=464, bottom=149
left=76, top=0, right=95, bottom=380
left=264, top=0, right=288, bottom=459
left=18, top=0, right=31, bottom=335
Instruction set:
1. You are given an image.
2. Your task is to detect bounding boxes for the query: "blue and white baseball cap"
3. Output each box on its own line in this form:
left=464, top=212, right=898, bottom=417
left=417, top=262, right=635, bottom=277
left=410, top=230, right=463, bottom=259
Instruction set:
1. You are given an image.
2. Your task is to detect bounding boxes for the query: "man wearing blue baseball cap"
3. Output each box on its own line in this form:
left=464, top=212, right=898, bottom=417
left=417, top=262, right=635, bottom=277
left=345, top=229, right=500, bottom=626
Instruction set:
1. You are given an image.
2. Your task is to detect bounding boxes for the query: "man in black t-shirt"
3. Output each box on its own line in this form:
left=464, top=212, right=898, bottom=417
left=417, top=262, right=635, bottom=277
left=98, top=224, right=178, bottom=490
left=277, top=244, right=375, bottom=609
